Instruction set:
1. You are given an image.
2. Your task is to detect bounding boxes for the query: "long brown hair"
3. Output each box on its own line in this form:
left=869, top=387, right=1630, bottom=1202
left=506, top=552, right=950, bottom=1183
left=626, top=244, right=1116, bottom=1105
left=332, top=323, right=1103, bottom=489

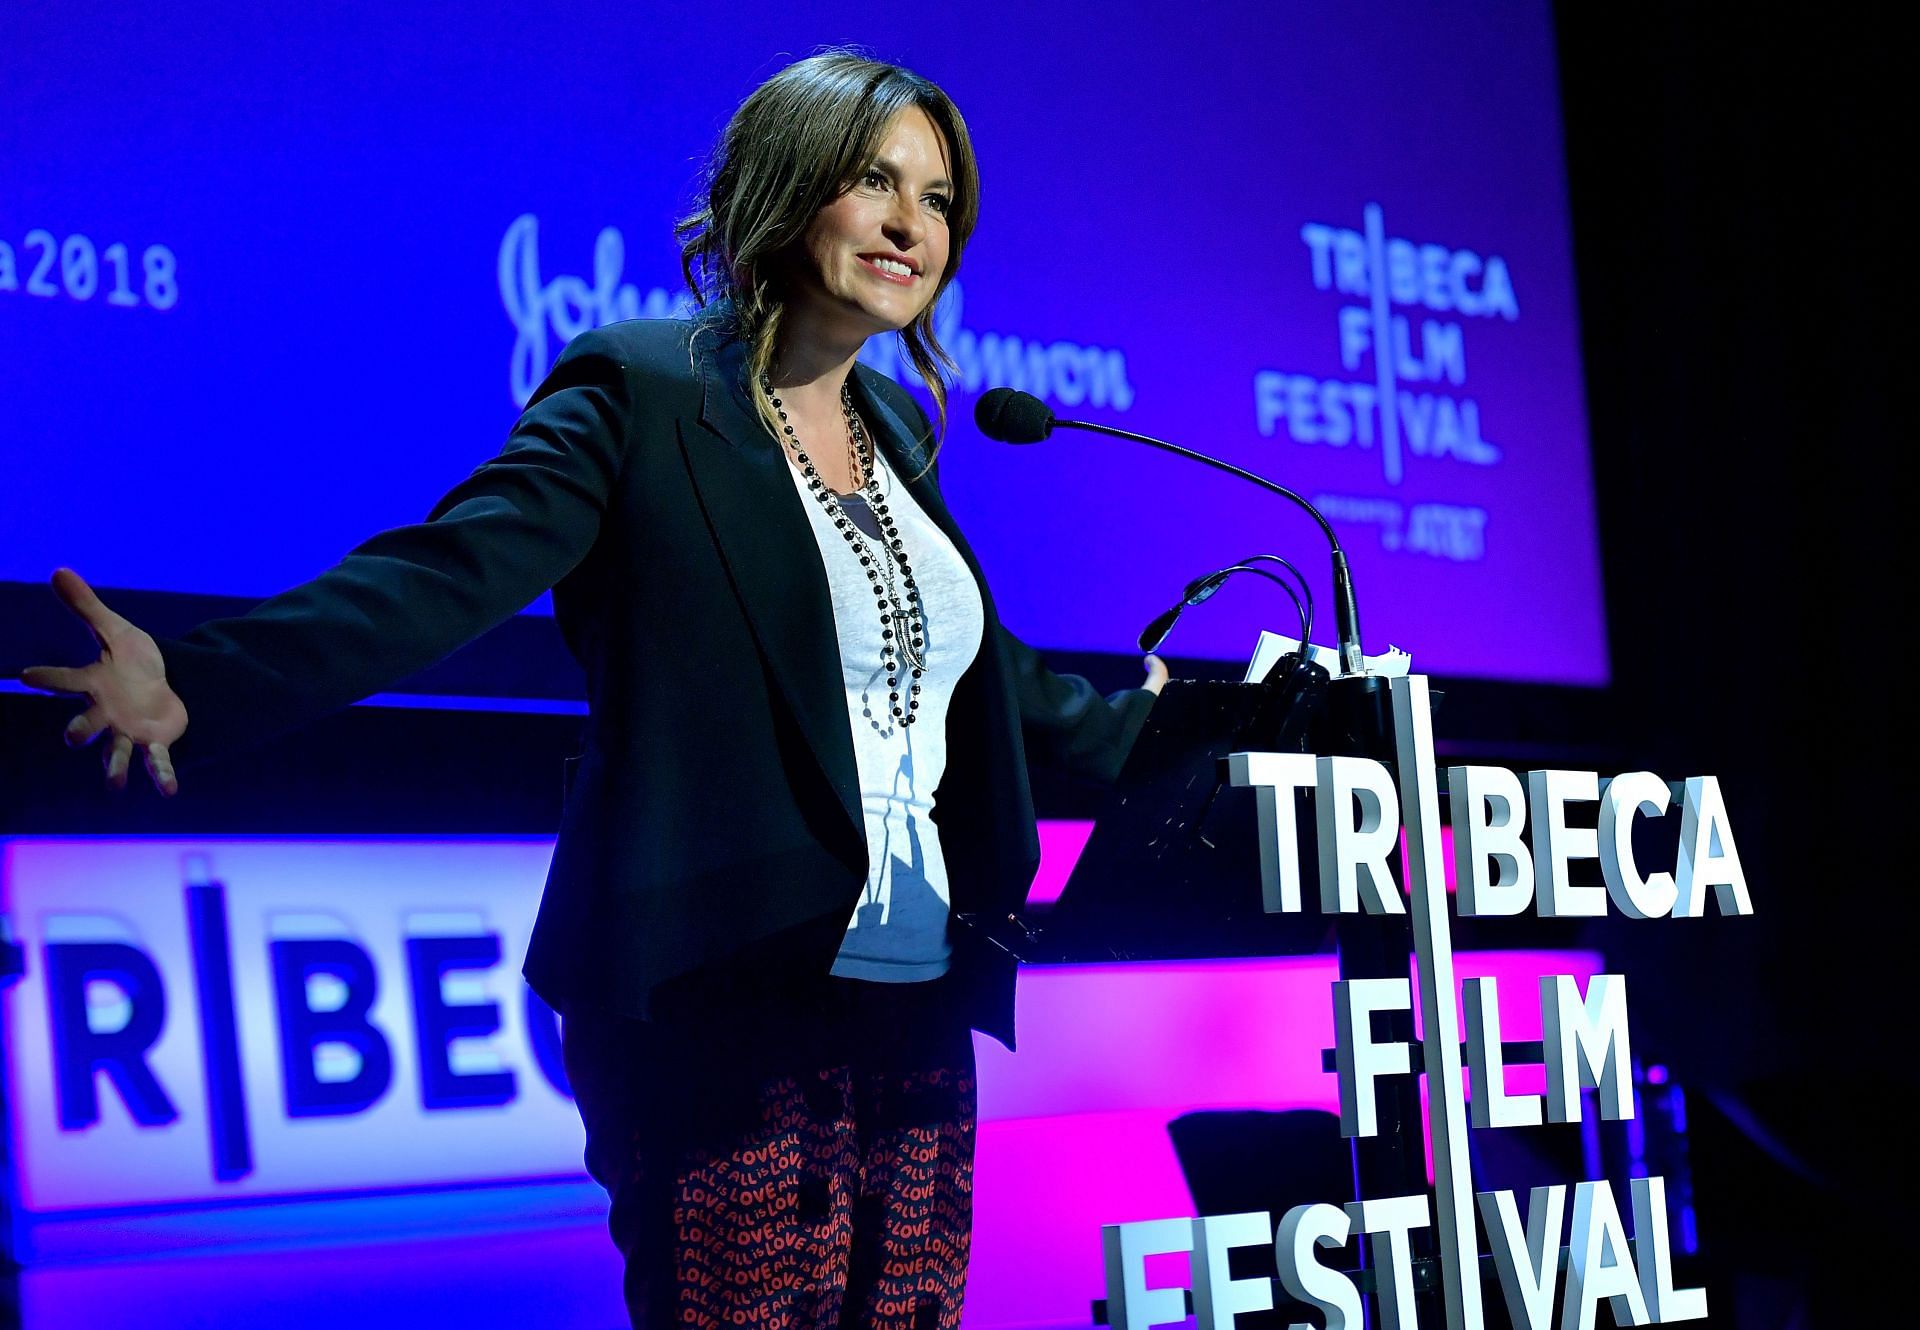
left=676, top=51, right=980, bottom=456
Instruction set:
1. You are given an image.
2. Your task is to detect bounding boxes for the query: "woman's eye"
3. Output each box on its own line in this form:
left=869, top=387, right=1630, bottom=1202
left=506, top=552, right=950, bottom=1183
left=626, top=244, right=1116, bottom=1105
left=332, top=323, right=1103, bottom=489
left=861, top=169, right=889, bottom=189
left=925, top=194, right=953, bottom=216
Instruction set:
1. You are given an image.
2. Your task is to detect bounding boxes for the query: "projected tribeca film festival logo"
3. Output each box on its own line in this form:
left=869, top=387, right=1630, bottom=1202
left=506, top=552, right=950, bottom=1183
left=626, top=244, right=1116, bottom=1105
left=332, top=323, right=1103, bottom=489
left=1, top=842, right=583, bottom=1211
left=497, top=213, right=1135, bottom=415
left=1255, top=203, right=1520, bottom=565
left=1102, top=677, right=1745, bottom=1330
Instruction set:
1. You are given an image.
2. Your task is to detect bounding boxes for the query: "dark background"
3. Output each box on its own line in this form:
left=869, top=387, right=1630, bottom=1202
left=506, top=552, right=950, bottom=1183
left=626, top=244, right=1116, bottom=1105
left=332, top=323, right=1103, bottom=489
left=2, top=5, right=1903, bottom=1325
left=1554, top=4, right=1905, bottom=1322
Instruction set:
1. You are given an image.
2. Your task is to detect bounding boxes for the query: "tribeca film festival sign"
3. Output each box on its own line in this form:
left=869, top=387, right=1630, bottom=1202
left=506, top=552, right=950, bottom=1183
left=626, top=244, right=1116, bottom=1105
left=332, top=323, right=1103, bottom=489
left=0, top=841, right=586, bottom=1214
left=1255, top=202, right=1518, bottom=566
left=1101, top=677, right=1748, bottom=1330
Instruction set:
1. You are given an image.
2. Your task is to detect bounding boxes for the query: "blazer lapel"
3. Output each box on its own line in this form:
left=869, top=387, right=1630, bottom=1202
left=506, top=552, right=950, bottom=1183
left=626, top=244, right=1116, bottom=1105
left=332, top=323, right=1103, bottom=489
left=674, top=336, right=1038, bottom=910
left=678, top=337, right=864, bottom=847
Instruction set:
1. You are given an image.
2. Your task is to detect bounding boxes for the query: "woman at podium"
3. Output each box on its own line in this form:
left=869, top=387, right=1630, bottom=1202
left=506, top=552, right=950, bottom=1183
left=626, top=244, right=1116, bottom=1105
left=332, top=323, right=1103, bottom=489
left=20, top=50, right=1164, bottom=1329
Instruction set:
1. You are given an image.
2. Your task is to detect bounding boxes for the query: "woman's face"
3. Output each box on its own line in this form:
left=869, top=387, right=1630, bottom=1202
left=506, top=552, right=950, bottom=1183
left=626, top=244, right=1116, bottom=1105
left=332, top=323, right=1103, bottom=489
left=789, top=106, right=954, bottom=347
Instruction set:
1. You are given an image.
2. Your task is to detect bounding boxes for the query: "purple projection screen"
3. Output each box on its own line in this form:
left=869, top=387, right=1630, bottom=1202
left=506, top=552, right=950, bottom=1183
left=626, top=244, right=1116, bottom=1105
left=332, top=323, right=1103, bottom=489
left=0, top=2, right=1606, bottom=684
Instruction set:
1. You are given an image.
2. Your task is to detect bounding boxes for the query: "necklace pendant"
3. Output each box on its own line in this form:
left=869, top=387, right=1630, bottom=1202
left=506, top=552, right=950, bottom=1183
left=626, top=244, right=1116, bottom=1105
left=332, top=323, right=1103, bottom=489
left=898, top=620, right=927, bottom=671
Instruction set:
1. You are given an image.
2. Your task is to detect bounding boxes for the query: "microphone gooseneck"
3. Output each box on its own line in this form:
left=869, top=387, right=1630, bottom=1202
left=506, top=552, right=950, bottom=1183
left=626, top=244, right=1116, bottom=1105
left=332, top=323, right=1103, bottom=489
left=976, top=389, right=1366, bottom=675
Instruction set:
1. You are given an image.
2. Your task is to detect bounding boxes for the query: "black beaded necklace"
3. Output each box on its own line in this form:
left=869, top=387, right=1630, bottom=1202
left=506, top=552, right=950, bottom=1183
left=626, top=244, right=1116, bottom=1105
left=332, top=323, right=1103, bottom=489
left=761, top=373, right=926, bottom=729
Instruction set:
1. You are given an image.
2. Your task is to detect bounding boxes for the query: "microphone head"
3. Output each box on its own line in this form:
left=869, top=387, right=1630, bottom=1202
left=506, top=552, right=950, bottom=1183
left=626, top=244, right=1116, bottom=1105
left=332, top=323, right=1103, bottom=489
left=1138, top=603, right=1184, bottom=653
left=975, top=388, right=1055, bottom=444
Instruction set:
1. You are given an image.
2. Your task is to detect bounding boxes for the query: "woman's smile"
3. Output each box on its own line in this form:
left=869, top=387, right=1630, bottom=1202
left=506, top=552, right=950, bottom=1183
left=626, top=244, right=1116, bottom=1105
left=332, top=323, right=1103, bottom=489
left=857, top=252, right=922, bottom=284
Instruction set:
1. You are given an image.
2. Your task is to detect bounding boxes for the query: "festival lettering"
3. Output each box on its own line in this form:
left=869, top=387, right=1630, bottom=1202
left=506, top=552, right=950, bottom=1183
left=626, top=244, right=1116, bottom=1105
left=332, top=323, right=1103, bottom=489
left=1102, top=676, right=1739, bottom=1329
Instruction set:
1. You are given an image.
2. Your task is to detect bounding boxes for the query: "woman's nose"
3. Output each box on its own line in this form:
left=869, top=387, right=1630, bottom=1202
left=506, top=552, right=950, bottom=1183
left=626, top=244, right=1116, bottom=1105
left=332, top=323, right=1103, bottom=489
left=883, top=195, right=929, bottom=249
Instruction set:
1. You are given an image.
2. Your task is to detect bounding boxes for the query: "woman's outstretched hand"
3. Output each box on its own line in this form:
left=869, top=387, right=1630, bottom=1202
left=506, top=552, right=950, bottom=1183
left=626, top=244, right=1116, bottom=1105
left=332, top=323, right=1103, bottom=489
left=18, top=568, right=188, bottom=796
left=1141, top=653, right=1169, bottom=695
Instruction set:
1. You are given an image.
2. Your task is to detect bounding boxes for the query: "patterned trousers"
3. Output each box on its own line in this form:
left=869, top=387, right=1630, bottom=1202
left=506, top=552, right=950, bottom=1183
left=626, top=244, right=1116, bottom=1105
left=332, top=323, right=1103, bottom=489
left=563, top=973, right=977, bottom=1329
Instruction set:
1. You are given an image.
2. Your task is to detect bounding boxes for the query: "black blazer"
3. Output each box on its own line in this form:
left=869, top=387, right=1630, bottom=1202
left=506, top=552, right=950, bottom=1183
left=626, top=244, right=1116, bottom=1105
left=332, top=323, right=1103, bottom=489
left=156, top=318, right=1153, bottom=1048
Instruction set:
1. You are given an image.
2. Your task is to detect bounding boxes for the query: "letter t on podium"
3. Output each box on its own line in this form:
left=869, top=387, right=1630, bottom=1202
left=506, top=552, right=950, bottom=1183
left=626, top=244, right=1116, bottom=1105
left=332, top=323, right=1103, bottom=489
left=1227, top=751, right=1317, bottom=912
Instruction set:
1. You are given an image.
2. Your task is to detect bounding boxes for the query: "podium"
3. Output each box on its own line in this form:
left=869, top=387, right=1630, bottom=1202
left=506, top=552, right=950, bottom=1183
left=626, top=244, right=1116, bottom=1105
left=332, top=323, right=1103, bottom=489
left=963, top=658, right=1452, bottom=1322
left=981, top=659, right=1330, bottom=965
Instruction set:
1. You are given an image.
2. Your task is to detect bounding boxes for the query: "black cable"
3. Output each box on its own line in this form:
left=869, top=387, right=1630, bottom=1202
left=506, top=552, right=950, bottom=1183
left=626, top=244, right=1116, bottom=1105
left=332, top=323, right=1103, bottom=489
left=1174, top=564, right=1309, bottom=653
left=1222, top=553, right=1315, bottom=648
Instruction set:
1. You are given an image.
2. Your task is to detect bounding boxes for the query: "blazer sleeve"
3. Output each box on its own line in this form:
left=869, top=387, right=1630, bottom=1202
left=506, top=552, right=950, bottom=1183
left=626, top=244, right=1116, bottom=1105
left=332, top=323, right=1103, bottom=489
left=154, top=327, right=633, bottom=770
left=996, top=625, right=1156, bottom=786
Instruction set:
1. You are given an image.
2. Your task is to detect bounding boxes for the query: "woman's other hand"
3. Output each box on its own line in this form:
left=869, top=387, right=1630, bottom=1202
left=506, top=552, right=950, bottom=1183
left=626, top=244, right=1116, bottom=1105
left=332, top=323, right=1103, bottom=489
left=1141, top=653, right=1169, bottom=695
left=18, top=568, right=188, bottom=795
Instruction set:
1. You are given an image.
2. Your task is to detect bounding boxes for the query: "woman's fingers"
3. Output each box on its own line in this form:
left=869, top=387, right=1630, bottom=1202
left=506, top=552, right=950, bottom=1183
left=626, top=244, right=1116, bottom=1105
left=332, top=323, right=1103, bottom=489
left=50, top=567, right=133, bottom=646
left=25, top=572, right=185, bottom=795
left=18, top=663, right=91, bottom=696
left=104, top=733, right=135, bottom=790
left=64, top=705, right=109, bottom=748
left=1142, top=653, right=1170, bottom=695
left=144, top=742, right=180, bottom=798
left=73, top=716, right=181, bottom=794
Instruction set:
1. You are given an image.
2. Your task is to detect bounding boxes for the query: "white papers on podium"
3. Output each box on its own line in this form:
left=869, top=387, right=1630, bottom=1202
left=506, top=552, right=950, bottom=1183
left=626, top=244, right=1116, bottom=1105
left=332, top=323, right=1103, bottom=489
left=1243, top=631, right=1412, bottom=683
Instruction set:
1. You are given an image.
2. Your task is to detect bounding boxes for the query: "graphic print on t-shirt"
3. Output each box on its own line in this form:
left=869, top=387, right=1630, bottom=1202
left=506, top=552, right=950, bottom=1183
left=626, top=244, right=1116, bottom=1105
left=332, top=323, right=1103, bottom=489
left=852, top=750, right=942, bottom=939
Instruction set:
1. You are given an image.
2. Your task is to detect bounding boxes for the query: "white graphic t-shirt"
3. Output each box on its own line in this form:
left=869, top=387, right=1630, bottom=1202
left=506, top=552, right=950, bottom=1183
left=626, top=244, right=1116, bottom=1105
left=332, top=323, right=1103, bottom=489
left=783, top=445, right=985, bottom=980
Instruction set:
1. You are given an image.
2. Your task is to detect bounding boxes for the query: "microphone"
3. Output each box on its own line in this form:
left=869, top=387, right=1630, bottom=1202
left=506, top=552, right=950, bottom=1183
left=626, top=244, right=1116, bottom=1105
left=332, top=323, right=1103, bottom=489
left=974, top=387, right=1055, bottom=444
left=1137, top=603, right=1184, bottom=655
left=1134, top=569, right=1236, bottom=653
left=976, top=389, right=1367, bottom=676
left=1139, top=563, right=1308, bottom=655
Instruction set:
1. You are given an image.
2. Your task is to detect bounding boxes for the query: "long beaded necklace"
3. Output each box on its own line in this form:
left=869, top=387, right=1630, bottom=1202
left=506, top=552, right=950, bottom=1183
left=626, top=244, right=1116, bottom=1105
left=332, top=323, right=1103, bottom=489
left=761, top=373, right=926, bottom=729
